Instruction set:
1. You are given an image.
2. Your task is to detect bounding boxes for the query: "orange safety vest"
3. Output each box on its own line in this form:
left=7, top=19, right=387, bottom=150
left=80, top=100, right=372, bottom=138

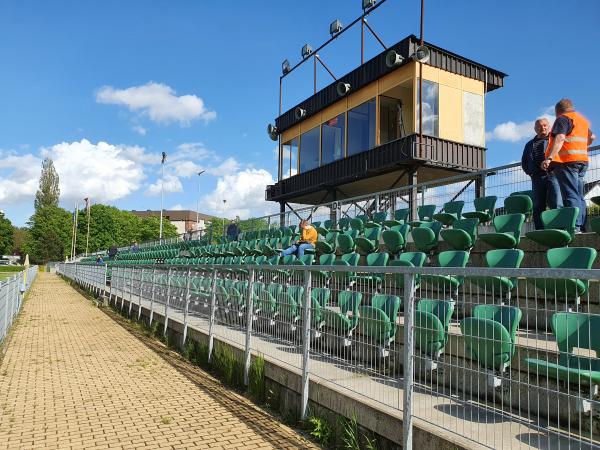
left=546, top=111, right=590, bottom=163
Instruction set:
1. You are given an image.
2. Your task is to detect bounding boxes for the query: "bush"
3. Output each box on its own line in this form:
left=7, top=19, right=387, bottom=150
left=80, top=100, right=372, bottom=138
left=0, top=265, right=25, bottom=273
left=308, top=415, right=333, bottom=448
left=212, top=343, right=244, bottom=389
left=248, top=354, right=265, bottom=402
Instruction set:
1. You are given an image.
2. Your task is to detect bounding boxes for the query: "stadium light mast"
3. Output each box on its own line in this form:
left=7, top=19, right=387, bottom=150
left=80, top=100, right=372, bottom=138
left=159, top=152, right=167, bottom=241
left=196, top=170, right=206, bottom=225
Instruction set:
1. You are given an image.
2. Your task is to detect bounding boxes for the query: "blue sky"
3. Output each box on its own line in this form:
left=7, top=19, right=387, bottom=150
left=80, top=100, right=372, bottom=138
left=1, top=0, right=599, bottom=226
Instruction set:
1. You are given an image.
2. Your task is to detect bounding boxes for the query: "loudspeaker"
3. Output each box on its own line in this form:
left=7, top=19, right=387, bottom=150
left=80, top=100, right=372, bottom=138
left=411, top=45, right=430, bottom=63
left=267, top=123, right=278, bottom=141
left=385, top=50, right=404, bottom=68
left=336, top=81, right=351, bottom=96
left=295, top=107, right=306, bottom=120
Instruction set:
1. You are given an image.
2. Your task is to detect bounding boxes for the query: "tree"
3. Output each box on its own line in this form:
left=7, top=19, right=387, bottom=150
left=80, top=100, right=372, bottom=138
left=23, top=206, right=72, bottom=264
left=34, top=157, right=60, bottom=210
left=0, top=212, right=14, bottom=255
left=11, top=227, right=29, bottom=256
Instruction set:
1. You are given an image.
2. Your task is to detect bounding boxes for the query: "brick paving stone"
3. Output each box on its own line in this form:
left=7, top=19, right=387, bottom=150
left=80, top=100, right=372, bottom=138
left=0, top=274, right=317, bottom=449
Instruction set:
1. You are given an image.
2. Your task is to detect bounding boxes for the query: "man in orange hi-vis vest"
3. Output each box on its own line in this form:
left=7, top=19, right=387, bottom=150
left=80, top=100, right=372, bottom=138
left=541, top=99, right=596, bottom=232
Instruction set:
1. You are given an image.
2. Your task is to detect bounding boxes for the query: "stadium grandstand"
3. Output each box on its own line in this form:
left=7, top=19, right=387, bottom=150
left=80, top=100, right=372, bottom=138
left=57, top=1, right=600, bottom=449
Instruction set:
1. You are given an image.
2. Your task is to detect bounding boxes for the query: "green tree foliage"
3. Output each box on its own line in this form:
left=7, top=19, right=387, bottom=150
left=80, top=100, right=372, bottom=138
left=0, top=212, right=14, bottom=255
left=34, top=158, right=60, bottom=210
left=74, top=205, right=178, bottom=254
left=23, top=206, right=72, bottom=264
left=11, top=227, right=29, bottom=256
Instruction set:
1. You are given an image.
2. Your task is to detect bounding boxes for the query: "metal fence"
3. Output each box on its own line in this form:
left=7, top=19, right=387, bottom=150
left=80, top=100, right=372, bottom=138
left=58, top=261, right=600, bottom=449
left=0, top=266, right=39, bottom=343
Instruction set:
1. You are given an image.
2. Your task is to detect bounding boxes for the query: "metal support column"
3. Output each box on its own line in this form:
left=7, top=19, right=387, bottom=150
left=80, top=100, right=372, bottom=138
left=138, top=268, right=145, bottom=320
left=181, top=268, right=192, bottom=347
left=475, top=172, right=486, bottom=198
left=128, top=267, right=135, bottom=316
left=403, top=273, right=416, bottom=450
left=149, top=268, right=157, bottom=325
left=408, top=168, right=418, bottom=222
left=207, top=269, right=218, bottom=362
left=163, top=268, right=172, bottom=337
left=300, top=269, right=312, bottom=420
left=243, top=269, right=255, bottom=386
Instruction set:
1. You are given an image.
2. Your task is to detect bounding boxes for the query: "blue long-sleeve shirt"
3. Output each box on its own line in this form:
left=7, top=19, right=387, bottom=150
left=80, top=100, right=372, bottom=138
left=521, top=136, right=548, bottom=178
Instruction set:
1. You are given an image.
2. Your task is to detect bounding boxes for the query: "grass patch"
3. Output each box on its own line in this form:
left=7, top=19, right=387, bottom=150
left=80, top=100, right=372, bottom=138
left=248, top=354, right=265, bottom=402
left=212, top=342, right=244, bottom=389
left=307, top=415, right=333, bottom=448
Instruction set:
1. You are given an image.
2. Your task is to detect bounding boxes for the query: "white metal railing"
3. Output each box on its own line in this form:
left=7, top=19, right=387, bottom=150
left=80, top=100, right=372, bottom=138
left=0, top=266, right=38, bottom=343
left=59, top=261, right=600, bottom=449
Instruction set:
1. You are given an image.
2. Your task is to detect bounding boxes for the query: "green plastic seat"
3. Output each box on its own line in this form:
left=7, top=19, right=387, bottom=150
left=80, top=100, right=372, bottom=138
left=354, top=226, right=382, bottom=254
left=322, top=291, right=362, bottom=343
left=440, top=218, right=479, bottom=251
left=529, top=247, right=597, bottom=301
left=310, top=288, right=331, bottom=332
left=382, top=224, right=410, bottom=255
left=466, top=249, right=524, bottom=298
left=460, top=304, right=522, bottom=372
left=479, top=214, right=525, bottom=249
left=408, top=204, right=436, bottom=228
left=433, top=201, right=464, bottom=226
left=385, top=252, right=427, bottom=289
left=337, top=230, right=358, bottom=254
left=525, top=312, right=600, bottom=386
left=525, top=207, right=578, bottom=248
left=411, top=221, right=442, bottom=253
left=313, top=254, right=336, bottom=284
left=422, top=250, right=469, bottom=293
left=505, top=194, right=533, bottom=219
left=358, top=294, right=400, bottom=348
left=315, top=231, right=339, bottom=255
left=590, top=195, right=600, bottom=235
left=337, top=218, right=351, bottom=231
left=463, top=196, right=497, bottom=224
left=277, top=285, right=303, bottom=329
left=365, top=211, right=388, bottom=229
left=415, top=299, right=455, bottom=357
left=331, top=252, right=360, bottom=284
left=384, top=208, right=410, bottom=228
left=351, top=252, right=389, bottom=285
left=316, top=219, right=334, bottom=236
left=350, top=215, right=369, bottom=232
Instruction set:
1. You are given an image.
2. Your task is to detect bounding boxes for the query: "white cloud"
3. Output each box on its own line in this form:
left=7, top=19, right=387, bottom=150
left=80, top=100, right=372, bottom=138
left=146, top=173, right=183, bottom=196
left=202, top=168, right=278, bottom=219
left=170, top=204, right=184, bottom=211
left=207, top=157, right=240, bottom=176
left=132, top=125, right=147, bottom=136
left=41, top=139, right=146, bottom=203
left=171, top=160, right=203, bottom=178
left=96, top=82, right=216, bottom=126
left=0, top=154, right=42, bottom=205
left=486, top=108, right=554, bottom=143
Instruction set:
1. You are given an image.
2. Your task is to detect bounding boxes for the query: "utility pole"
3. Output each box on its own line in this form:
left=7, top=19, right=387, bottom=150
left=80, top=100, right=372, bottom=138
left=84, top=197, right=91, bottom=256
left=159, top=152, right=167, bottom=241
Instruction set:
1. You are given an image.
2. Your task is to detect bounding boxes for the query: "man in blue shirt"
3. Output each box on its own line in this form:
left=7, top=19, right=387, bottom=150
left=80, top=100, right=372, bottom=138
left=521, top=118, right=562, bottom=229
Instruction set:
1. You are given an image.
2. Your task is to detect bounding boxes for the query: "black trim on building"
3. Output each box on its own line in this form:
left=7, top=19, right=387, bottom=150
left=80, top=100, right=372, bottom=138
left=275, top=34, right=506, bottom=134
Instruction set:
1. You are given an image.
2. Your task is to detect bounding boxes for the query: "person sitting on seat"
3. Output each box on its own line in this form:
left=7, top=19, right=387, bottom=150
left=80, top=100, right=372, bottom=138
left=280, top=219, right=317, bottom=258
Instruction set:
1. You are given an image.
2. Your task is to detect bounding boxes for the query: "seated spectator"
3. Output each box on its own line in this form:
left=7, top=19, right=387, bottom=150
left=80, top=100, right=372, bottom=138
left=280, top=219, right=317, bottom=259
left=130, top=242, right=139, bottom=253
left=96, top=256, right=104, bottom=265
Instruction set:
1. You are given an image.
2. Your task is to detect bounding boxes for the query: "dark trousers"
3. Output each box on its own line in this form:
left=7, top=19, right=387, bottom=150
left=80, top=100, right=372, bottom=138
left=531, top=175, right=548, bottom=230
left=554, top=162, right=588, bottom=229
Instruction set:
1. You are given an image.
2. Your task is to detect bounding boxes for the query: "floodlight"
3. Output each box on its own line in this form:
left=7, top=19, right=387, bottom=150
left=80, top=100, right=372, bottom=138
left=362, top=0, right=376, bottom=10
left=329, top=19, right=343, bottom=36
left=411, top=45, right=430, bottom=63
left=336, top=81, right=351, bottom=96
left=295, top=107, right=307, bottom=120
left=385, top=49, right=404, bottom=68
left=301, top=44, right=313, bottom=59
left=267, top=123, right=278, bottom=141
left=282, top=59, right=291, bottom=75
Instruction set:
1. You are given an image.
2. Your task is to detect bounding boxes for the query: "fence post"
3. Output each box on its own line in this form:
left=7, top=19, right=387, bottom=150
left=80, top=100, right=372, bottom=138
left=128, top=267, right=135, bottom=316
left=181, top=268, right=192, bottom=347
left=149, top=268, right=157, bottom=326
left=300, top=268, right=312, bottom=420
left=108, top=265, right=114, bottom=305
left=103, top=264, right=108, bottom=303
left=163, top=267, right=172, bottom=337
left=243, top=268, right=255, bottom=386
left=138, top=268, right=145, bottom=321
left=403, top=273, right=415, bottom=450
left=207, top=269, right=218, bottom=363
left=475, top=171, right=486, bottom=198
left=2, top=281, right=7, bottom=340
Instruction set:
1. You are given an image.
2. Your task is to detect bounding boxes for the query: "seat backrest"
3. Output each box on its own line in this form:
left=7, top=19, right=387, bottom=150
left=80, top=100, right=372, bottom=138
left=371, top=294, right=400, bottom=322
left=319, top=254, right=335, bottom=265
left=338, top=291, right=362, bottom=315
left=546, top=247, right=597, bottom=270
left=417, top=299, right=454, bottom=328
left=298, top=254, right=314, bottom=266
left=341, top=252, right=360, bottom=266
left=282, top=255, right=296, bottom=265
left=323, top=219, right=333, bottom=229
left=366, top=252, right=389, bottom=267
left=452, top=218, right=479, bottom=238
left=390, top=223, right=410, bottom=238
left=472, top=304, right=522, bottom=340
left=394, top=208, right=410, bottom=222
left=541, top=207, right=578, bottom=232
left=286, top=285, right=304, bottom=302
left=399, top=251, right=427, bottom=267
left=443, top=200, right=464, bottom=216
left=267, top=283, right=283, bottom=297
left=311, top=287, right=331, bottom=306
left=552, top=312, right=600, bottom=358
left=418, top=204, right=436, bottom=221
left=364, top=226, right=382, bottom=240
left=504, top=195, right=533, bottom=215
left=325, top=232, right=338, bottom=243
left=371, top=211, right=388, bottom=224
left=486, top=248, right=524, bottom=269
left=337, top=217, right=351, bottom=230
left=438, top=250, right=469, bottom=268
left=419, top=221, right=442, bottom=232
left=493, top=213, right=525, bottom=237
left=473, top=195, right=497, bottom=214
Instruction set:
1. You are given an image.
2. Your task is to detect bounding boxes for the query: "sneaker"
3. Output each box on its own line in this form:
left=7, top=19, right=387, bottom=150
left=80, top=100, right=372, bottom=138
left=575, top=228, right=583, bottom=234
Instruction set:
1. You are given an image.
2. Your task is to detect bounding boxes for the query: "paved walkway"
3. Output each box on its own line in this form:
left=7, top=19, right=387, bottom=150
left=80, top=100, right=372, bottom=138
left=0, top=273, right=317, bottom=449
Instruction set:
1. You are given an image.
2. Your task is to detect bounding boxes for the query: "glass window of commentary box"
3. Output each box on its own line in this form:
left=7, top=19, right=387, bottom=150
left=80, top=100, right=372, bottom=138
left=463, top=91, right=484, bottom=147
left=281, top=138, right=298, bottom=180
left=416, top=79, right=439, bottom=137
left=347, top=98, right=376, bottom=156
left=299, top=126, right=320, bottom=173
left=321, top=113, right=346, bottom=165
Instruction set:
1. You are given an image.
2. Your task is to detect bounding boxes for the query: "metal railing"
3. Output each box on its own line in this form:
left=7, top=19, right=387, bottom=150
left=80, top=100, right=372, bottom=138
left=59, top=261, right=600, bottom=449
left=0, top=266, right=39, bottom=343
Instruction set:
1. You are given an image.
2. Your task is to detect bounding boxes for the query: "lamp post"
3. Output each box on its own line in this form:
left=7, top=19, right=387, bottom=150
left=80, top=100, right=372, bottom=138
left=222, top=199, right=227, bottom=237
left=71, top=201, right=79, bottom=260
left=159, top=152, right=167, bottom=241
left=84, top=197, right=91, bottom=256
left=196, top=170, right=206, bottom=225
